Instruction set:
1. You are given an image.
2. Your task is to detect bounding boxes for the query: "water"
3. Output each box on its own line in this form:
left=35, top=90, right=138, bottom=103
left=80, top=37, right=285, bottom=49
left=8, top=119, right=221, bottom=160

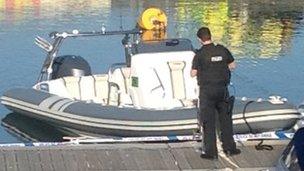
left=0, top=0, right=304, bottom=143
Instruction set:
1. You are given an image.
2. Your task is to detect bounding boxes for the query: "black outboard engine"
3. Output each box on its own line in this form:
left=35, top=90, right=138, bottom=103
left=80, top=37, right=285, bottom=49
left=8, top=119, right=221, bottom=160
left=51, top=55, right=91, bottom=79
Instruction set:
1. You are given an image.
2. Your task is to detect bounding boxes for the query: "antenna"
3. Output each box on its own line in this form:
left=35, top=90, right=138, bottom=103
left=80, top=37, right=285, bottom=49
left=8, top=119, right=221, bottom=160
left=119, top=8, right=123, bottom=31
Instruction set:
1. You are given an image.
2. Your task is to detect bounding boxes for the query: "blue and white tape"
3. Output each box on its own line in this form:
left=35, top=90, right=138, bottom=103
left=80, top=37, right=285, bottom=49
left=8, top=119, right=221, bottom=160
left=0, top=131, right=294, bottom=147
left=233, top=131, right=294, bottom=141
left=0, top=142, right=74, bottom=147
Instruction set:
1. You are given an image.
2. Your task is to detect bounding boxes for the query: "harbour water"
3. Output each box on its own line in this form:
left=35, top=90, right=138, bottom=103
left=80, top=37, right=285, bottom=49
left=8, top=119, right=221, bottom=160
left=0, top=0, right=304, bottom=143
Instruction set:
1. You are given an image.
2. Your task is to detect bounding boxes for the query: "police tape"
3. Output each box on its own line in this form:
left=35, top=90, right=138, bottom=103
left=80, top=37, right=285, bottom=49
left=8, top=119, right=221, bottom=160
left=0, top=141, right=75, bottom=147
left=233, top=131, right=294, bottom=141
left=64, top=135, right=200, bottom=144
left=67, top=131, right=294, bottom=144
left=0, top=131, right=294, bottom=147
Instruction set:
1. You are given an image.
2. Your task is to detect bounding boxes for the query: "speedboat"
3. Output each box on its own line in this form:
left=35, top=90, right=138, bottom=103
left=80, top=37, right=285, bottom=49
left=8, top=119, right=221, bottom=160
left=1, top=8, right=302, bottom=137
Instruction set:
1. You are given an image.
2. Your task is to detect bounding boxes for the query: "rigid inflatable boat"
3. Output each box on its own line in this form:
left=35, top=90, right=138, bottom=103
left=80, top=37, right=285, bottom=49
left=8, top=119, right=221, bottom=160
left=1, top=9, right=302, bottom=137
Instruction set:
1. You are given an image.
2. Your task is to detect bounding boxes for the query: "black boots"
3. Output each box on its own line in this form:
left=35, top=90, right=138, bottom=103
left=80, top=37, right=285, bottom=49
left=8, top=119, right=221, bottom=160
left=223, top=148, right=241, bottom=156
left=200, top=148, right=241, bottom=160
left=200, top=153, right=218, bottom=160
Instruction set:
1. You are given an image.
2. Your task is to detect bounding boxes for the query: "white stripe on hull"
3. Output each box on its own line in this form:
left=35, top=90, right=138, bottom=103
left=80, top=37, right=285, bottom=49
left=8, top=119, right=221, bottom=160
left=1, top=96, right=197, bottom=126
left=51, top=98, right=73, bottom=111
left=232, top=109, right=299, bottom=119
left=38, top=96, right=64, bottom=109
left=1, top=100, right=198, bottom=131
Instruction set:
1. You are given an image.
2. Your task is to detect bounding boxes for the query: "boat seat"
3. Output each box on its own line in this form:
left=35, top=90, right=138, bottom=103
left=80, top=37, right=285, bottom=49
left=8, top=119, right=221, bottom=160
left=63, top=76, right=81, bottom=100
left=120, top=67, right=133, bottom=105
left=108, top=67, right=132, bottom=106
left=168, top=61, right=186, bottom=99
left=167, top=61, right=197, bottom=107
left=35, top=78, right=71, bottom=98
left=36, top=75, right=110, bottom=104
left=64, top=75, right=110, bottom=103
left=109, top=68, right=127, bottom=94
left=93, top=74, right=109, bottom=104
left=79, top=75, right=96, bottom=101
left=129, top=51, right=198, bottom=109
left=121, top=67, right=131, bottom=94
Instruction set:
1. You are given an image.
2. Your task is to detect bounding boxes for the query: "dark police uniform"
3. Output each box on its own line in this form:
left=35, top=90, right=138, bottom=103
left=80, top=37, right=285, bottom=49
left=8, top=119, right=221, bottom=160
left=192, top=43, right=237, bottom=157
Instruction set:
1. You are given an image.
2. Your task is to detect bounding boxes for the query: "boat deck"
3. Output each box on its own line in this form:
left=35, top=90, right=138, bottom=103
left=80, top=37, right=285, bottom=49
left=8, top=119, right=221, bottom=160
left=0, top=140, right=287, bottom=171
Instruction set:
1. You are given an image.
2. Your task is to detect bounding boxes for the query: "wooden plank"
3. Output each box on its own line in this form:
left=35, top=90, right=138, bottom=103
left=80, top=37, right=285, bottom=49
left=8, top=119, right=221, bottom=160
left=242, top=146, right=263, bottom=166
left=269, top=145, right=285, bottom=160
left=61, top=149, right=78, bottom=171
left=96, top=149, right=126, bottom=170
left=177, top=147, right=223, bottom=169
left=38, top=149, right=54, bottom=171
left=255, top=145, right=284, bottom=166
left=49, top=149, right=66, bottom=171
left=72, top=149, right=88, bottom=170
left=146, top=148, right=176, bottom=170
left=118, top=149, right=139, bottom=170
left=124, top=148, right=151, bottom=170
left=169, top=148, right=192, bottom=169
left=217, top=153, right=237, bottom=169
left=0, top=141, right=288, bottom=171
left=252, top=149, right=272, bottom=166
left=26, top=149, right=42, bottom=171
left=0, top=149, right=6, bottom=171
left=83, top=149, right=102, bottom=170
left=228, top=145, right=284, bottom=168
left=230, top=146, right=264, bottom=168
left=126, top=149, right=150, bottom=170
left=15, top=150, right=31, bottom=171
left=158, top=148, right=180, bottom=170
left=4, top=150, right=18, bottom=171
left=128, top=148, right=170, bottom=170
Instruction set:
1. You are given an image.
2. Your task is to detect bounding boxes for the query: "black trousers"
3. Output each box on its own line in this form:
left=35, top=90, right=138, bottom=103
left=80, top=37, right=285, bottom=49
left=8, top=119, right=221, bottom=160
left=199, top=86, right=236, bottom=156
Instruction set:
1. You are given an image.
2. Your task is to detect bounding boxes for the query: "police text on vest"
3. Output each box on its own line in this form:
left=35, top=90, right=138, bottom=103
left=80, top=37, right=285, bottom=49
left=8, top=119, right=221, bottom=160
left=211, top=56, right=223, bottom=62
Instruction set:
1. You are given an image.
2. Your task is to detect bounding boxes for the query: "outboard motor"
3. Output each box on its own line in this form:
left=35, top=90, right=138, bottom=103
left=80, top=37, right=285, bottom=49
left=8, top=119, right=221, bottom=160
left=51, top=55, right=91, bottom=79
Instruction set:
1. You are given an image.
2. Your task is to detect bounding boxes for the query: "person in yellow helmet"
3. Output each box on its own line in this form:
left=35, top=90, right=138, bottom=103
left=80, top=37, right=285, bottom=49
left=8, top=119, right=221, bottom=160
left=191, top=27, right=240, bottom=160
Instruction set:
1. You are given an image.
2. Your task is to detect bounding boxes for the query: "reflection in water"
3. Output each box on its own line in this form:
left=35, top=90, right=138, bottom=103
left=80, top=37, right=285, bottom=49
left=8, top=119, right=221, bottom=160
left=0, top=0, right=302, bottom=59
left=174, top=0, right=301, bottom=59
left=1, top=113, right=75, bottom=142
left=260, top=20, right=283, bottom=58
left=0, top=0, right=40, bottom=24
left=199, top=1, right=229, bottom=42
left=0, top=0, right=111, bottom=25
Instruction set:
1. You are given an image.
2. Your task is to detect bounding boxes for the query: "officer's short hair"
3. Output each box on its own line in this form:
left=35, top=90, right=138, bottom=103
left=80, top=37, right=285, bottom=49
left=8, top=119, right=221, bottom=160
left=197, top=27, right=211, bottom=42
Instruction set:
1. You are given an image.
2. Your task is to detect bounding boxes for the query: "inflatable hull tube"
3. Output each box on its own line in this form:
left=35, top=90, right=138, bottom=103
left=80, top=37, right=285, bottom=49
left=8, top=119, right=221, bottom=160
left=1, top=88, right=301, bottom=137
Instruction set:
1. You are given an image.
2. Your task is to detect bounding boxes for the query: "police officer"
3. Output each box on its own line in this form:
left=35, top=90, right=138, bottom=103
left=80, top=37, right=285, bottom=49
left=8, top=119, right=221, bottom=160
left=191, top=27, right=240, bottom=159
